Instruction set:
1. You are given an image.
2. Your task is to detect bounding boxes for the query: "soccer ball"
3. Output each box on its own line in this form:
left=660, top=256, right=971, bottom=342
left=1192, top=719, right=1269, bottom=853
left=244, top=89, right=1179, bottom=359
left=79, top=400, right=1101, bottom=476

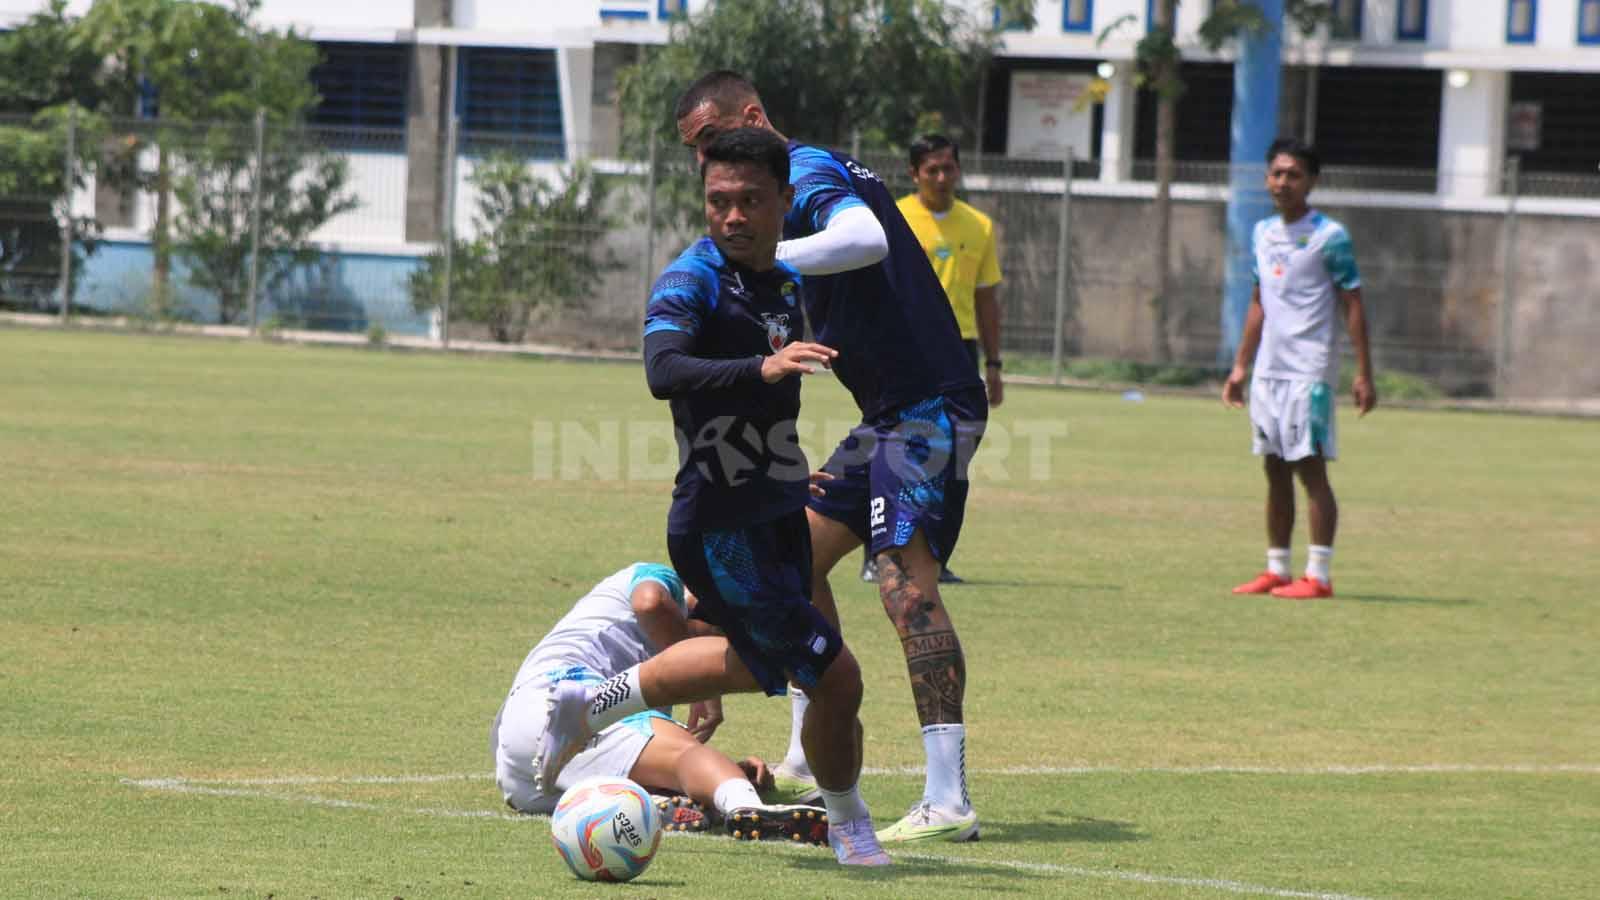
left=549, top=776, right=663, bottom=882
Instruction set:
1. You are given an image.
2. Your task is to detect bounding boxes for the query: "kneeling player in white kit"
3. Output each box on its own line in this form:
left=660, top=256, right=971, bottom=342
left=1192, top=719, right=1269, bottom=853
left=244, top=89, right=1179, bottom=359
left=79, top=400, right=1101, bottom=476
left=492, top=562, right=829, bottom=844
left=1223, top=138, right=1377, bottom=599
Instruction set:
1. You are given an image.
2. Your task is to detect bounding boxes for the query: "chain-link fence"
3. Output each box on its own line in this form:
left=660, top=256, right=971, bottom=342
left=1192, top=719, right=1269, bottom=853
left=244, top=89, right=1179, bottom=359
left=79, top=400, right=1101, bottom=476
left=3, top=112, right=1598, bottom=402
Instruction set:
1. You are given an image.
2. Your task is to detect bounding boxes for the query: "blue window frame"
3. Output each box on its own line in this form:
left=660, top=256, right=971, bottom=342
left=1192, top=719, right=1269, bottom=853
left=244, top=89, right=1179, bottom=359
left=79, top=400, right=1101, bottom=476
left=310, top=42, right=410, bottom=130
left=1506, top=0, right=1537, bottom=43
left=598, top=8, right=648, bottom=22
left=458, top=47, right=565, bottom=157
left=1146, top=0, right=1158, bottom=34
left=1063, top=0, right=1092, bottom=33
left=1331, top=0, right=1363, bottom=39
left=1581, top=0, right=1600, bottom=43
left=1397, top=0, right=1427, bottom=40
left=658, top=0, right=687, bottom=19
left=992, top=3, right=1028, bottom=30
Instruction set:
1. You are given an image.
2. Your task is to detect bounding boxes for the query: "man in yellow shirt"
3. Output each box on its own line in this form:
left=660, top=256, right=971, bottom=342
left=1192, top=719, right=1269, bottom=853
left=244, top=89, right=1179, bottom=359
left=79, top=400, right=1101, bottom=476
left=896, top=134, right=1003, bottom=406
left=863, top=134, right=1004, bottom=586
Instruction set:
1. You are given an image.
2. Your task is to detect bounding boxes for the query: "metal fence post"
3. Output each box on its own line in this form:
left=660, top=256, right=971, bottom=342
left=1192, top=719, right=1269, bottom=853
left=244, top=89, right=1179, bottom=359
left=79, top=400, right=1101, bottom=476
left=1050, top=145, right=1075, bottom=386
left=1496, top=155, right=1520, bottom=400
left=245, top=107, right=266, bottom=333
left=439, top=114, right=460, bottom=349
left=643, top=131, right=658, bottom=303
left=57, top=102, right=77, bottom=322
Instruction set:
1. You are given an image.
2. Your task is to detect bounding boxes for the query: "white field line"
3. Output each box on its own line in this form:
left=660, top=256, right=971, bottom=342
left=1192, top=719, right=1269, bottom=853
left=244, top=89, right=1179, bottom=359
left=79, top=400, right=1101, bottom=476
left=129, top=762, right=1600, bottom=788
left=123, top=776, right=1375, bottom=900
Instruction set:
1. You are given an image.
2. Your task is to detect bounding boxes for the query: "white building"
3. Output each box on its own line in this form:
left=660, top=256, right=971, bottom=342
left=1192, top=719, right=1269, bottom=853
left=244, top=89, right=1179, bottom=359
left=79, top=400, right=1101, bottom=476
left=3, top=0, right=1595, bottom=252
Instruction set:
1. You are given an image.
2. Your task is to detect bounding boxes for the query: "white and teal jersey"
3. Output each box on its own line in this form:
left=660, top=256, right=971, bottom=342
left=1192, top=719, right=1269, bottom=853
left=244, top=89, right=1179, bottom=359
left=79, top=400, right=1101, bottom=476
left=507, top=563, right=686, bottom=694
left=1250, top=210, right=1362, bottom=385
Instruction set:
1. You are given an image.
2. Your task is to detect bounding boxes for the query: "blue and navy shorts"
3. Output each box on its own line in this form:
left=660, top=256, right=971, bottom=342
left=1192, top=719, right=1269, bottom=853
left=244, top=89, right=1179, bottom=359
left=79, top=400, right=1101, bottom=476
left=667, top=508, right=842, bottom=697
left=808, top=388, right=987, bottom=562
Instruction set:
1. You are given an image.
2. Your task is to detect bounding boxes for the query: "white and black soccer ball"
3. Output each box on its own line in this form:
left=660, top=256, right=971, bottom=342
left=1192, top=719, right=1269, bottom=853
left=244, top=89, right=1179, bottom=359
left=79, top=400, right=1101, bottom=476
left=549, top=775, right=663, bottom=882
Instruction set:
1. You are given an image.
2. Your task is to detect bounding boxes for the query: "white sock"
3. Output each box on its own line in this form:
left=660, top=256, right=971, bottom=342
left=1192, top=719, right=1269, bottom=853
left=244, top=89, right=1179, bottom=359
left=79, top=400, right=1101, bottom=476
left=712, top=777, right=764, bottom=816
left=584, top=666, right=649, bottom=732
left=781, top=687, right=812, bottom=775
left=818, top=784, right=871, bottom=823
left=1267, top=547, right=1291, bottom=578
left=1307, top=545, right=1333, bottom=583
left=921, top=724, right=970, bottom=811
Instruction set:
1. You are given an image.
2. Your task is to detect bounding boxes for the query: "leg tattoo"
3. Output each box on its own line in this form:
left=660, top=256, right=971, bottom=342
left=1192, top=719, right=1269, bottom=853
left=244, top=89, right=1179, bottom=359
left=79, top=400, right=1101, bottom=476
left=879, top=551, right=966, bottom=726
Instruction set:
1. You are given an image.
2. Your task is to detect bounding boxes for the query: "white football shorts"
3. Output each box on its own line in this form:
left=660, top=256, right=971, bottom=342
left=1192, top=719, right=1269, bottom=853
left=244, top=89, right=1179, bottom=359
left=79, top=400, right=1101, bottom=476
left=1249, top=376, right=1337, bottom=462
left=491, top=667, right=671, bottom=814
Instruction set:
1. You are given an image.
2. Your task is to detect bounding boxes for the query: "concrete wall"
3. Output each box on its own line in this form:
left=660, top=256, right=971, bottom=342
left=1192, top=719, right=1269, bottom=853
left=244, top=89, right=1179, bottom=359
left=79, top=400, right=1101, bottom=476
left=974, top=187, right=1598, bottom=399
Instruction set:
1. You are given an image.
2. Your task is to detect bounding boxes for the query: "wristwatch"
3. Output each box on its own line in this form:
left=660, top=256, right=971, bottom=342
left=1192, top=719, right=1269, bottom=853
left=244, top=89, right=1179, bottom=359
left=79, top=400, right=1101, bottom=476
left=985, top=358, right=1003, bottom=369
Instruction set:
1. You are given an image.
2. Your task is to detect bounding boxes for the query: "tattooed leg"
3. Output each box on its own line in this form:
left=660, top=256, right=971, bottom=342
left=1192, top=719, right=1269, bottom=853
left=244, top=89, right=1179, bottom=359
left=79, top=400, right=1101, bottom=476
left=877, top=545, right=966, bottom=726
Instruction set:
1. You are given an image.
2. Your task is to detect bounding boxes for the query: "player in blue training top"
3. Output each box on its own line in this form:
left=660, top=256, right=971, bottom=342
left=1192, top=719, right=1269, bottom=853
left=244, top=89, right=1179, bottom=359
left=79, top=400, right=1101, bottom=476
left=675, top=71, right=988, bottom=845
left=534, top=126, right=891, bottom=867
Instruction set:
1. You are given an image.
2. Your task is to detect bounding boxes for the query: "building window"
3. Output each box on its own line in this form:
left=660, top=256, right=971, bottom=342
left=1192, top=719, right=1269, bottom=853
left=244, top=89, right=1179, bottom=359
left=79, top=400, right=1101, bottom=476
left=458, top=47, right=565, bottom=157
left=310, top=42, right=410, bottom=130
left=1331, top=0, right=1363, bottom=39
left=993, top=3, right=1029, bottom=30
left=658, top=0, right=687, bottom=19
left=1506, top=0, right=1536, bottom=43
left=1063, top=0, right=1092, bottom=33
left=1397, top=0, right=1427, bottom=40
left=1581, top=0, right=1600, bottom=43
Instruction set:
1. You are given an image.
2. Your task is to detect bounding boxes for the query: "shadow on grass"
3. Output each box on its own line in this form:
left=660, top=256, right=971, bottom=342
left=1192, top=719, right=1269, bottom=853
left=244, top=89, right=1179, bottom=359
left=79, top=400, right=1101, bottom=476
left=777, top=848, right=1049, bottom=889
left=1343, top=592, right=1472, bottom=606
left=939, top=580, right=1125, bottom=592
left=976, top=815, right=1147, bottom=845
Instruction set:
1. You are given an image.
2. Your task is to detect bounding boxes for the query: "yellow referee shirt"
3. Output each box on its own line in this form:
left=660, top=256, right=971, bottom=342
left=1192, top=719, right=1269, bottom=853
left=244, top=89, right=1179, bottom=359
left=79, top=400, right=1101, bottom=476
left=896, top=195, right=1002, bottom=341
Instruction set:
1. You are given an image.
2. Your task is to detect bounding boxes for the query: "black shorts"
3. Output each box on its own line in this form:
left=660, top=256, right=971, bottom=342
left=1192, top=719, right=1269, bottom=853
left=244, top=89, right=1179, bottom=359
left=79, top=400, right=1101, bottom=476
left=667, top=509, right=842, bottom=696
left=807, top=388, right=987, bottom=563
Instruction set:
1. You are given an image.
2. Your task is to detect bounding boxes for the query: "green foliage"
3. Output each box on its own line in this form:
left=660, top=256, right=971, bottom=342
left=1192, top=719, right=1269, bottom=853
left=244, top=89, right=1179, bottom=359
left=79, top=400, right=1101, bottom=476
left=66, top=0, right=352, bottom=323
left=615, top=0, right=1016, bottom=242
left=173, top=125, right=356, bottom=324
left=1197, top=0, right=1270, bottom=51
left=409, top=156, right=621, bottom=344
left=76, top=0, right=318, bottom=122
left=0, top=2, right=107, bottom=309
left=1341, top=366, right=1442, bottom=401
left=1102, top=1, right=1332, bottom=101
left=617, top=0, right=1000, bottom=154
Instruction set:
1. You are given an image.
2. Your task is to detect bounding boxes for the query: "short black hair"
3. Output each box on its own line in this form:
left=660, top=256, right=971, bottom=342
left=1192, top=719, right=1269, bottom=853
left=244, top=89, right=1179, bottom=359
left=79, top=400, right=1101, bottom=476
left=675, top=70, right=760, bottom=122
left=700, top=126, right=790, bottom=187
left=909, top=134, right=960, bottom=170
left=1266, top=137, right=1321, bottom=176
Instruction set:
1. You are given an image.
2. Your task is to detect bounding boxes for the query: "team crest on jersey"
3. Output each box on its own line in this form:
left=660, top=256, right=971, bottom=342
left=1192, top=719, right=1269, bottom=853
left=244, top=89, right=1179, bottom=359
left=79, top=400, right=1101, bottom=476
left=934, top=243, right=952, bottom=261
left=759, top=312, right=791, bottom=352
left=780, top=280, right=797, bottom=307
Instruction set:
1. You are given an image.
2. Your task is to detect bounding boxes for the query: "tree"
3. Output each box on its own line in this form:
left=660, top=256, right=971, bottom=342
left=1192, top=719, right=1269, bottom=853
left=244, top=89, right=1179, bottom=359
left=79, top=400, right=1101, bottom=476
left=0, top=1, right=106, bottom=310
left=615, top=0, right=1032, bottom=241
left=408, top=156, right=620, bottom=344
left=173, top=123, right=356, bottom=325
left=1102, top=0, right=1332, bottom=362
left=77, top=0, right=355, bottom=323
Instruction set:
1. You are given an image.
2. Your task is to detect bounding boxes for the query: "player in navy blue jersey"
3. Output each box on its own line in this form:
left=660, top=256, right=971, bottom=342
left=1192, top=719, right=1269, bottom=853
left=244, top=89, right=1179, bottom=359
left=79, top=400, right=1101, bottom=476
left=675, top=72, right=988, bottom=844
left=535, top=127, right=890, bottom=866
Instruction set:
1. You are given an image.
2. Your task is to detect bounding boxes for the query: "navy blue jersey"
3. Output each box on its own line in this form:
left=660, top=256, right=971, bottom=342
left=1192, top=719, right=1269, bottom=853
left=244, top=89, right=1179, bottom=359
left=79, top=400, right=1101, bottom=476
left=785, top=142, right=982, bottom=419
left=643, top=237, right=811, bottom=534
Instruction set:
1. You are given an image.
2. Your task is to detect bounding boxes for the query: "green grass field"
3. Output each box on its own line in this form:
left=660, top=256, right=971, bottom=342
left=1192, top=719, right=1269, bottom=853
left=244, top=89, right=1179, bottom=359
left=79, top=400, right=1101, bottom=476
left=3, top=327, right=1597, bottom=899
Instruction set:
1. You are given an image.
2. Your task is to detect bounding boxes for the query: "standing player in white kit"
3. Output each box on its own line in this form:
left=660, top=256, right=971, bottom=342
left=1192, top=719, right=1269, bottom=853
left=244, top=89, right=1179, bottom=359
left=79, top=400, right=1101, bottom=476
left=1224, top=138, right=1377, bottom=600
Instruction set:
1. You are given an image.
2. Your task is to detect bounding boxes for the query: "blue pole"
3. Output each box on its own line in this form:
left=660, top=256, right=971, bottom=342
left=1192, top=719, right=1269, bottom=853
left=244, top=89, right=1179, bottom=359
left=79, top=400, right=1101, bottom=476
left=1220, top=0, right=1284, bottom=366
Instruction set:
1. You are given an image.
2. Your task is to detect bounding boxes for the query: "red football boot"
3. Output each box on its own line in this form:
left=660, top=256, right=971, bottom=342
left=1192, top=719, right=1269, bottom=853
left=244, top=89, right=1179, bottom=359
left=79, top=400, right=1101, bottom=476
left=1271, top=576, right=1334, bottom=599
left=1232, top=571, right=1292, bottom=594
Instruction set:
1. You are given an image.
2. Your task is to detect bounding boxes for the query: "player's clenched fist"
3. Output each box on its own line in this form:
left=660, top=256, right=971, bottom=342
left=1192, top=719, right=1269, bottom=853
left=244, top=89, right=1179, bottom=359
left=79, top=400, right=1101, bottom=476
left=760, top=341, right=837, bottom=383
